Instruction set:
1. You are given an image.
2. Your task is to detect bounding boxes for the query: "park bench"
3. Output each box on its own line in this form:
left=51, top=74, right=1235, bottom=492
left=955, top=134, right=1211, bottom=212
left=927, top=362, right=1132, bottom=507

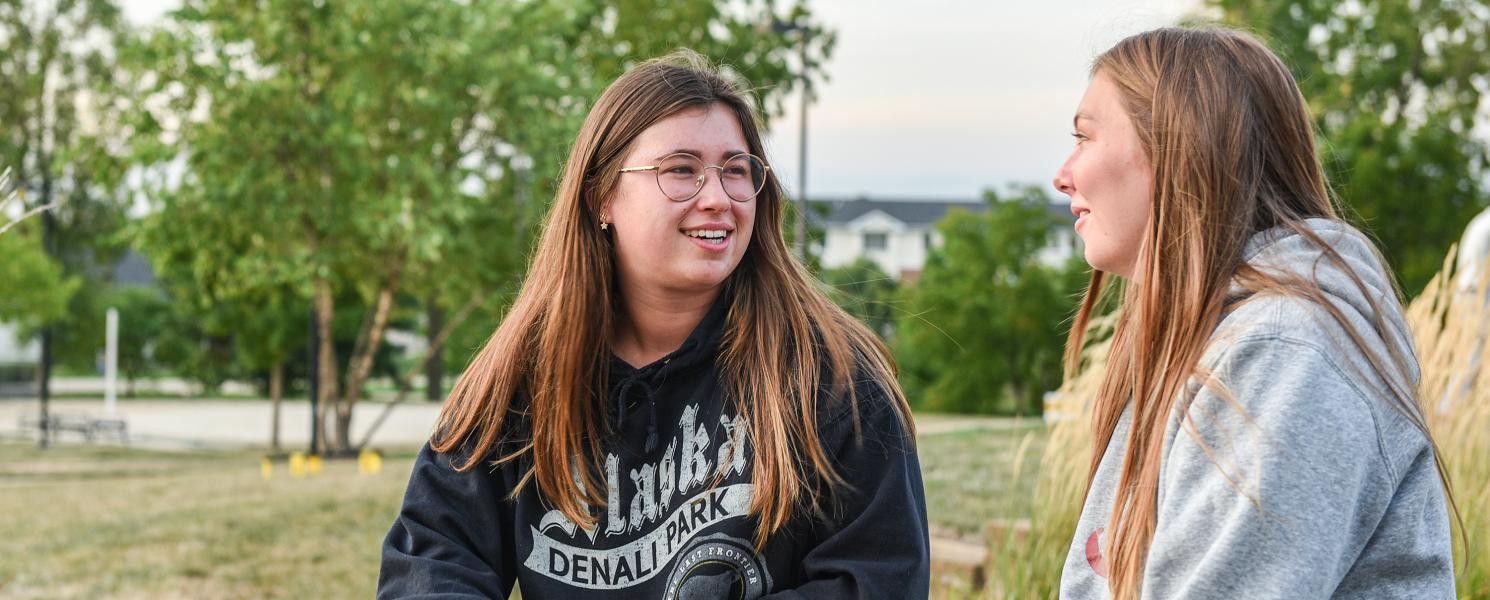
left=17, top=411, right=129, bottom=444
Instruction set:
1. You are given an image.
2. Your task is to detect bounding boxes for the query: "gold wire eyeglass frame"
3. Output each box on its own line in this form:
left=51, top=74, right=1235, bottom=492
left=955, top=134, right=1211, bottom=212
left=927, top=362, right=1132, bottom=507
left=618, top=152, right=770, bottom=202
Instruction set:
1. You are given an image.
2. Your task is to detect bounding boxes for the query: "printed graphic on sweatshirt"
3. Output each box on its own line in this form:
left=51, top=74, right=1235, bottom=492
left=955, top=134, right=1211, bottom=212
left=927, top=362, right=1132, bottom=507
left=1085, top=526, right=1109, bottom=578
left=662, top=533, right=771, bottom=599
left=523, top=403, right=766, bottom=594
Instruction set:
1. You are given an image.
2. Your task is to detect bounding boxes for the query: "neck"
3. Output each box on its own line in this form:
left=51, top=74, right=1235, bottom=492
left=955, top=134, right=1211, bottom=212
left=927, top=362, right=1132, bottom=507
left=611, top=283, right=720, bottom=368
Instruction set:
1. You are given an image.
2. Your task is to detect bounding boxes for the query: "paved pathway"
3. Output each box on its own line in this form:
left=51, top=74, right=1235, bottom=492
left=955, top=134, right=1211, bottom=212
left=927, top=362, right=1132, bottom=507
left=0, top=398, right=441, bottom=450
left=0, top=395, right=1035, bottom=450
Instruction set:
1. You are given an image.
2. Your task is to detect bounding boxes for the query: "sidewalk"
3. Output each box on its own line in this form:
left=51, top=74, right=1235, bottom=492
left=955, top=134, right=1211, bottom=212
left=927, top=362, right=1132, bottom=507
left=1, top=399, right=1027, bottom=449
left=37, top=375, right=258, bottom=396
left=0, top=398, right=441, bottom=450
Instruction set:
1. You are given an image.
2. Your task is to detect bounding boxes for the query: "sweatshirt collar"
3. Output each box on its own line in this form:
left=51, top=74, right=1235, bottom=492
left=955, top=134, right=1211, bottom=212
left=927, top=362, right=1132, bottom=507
left=607, top=291, right=731, bottom=452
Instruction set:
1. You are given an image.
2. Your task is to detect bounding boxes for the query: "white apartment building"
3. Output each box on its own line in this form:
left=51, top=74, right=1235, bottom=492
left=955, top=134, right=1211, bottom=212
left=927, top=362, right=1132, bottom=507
left=812, top=197, right=1080, bottom=280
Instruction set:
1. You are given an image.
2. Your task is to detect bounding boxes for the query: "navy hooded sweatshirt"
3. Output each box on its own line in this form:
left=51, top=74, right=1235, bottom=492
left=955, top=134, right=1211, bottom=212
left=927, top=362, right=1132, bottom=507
left=378, top=297, right=930, bottom=599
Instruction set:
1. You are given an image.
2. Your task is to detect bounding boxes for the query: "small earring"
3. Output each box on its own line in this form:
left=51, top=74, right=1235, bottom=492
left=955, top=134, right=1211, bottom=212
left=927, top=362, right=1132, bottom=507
left=600, top=221, right=609, bottom=230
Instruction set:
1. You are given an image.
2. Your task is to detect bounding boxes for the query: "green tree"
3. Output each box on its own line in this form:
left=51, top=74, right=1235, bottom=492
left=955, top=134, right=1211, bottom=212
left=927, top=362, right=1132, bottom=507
left=2, top=169, right=77, bottom=329
left=896, top=186, right=1086, bottom=416
left=1207, top=0, right=1490, bottom=294
left=230, top=291, right=308, bottom=451
left=0, top=220, right=78, bottom=329
left=126, top=0, right=833, bottom=452
left=0, top=0, right=134, bottom=371
left=820, top=258, right=900, bottom=339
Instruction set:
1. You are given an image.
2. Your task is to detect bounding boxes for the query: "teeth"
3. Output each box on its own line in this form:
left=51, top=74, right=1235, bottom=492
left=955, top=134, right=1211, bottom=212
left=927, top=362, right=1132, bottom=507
left=685, top=229, right=727, bottom=240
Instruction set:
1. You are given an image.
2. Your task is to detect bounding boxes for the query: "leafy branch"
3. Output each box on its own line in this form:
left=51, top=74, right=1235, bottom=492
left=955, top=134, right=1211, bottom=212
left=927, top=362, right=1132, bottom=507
left=0, top=167, right=59, bottom=237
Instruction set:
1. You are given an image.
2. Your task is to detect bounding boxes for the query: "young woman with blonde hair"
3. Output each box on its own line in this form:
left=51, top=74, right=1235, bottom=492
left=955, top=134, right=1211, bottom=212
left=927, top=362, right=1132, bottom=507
left=377, top=50, right=928, bottom=599
left=1053, top=27, right=1458, bottom=598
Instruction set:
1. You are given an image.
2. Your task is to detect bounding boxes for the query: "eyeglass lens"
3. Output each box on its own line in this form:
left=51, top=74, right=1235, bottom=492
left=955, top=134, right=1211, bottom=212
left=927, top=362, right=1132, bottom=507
left=655, top=153, right=766, bottom=202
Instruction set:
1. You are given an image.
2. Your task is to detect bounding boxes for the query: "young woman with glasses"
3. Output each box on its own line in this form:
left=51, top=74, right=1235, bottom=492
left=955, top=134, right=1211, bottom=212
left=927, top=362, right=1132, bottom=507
left=1053, top=27, right=1459, bottom=599
left=378, top=50, right=929, bottom=600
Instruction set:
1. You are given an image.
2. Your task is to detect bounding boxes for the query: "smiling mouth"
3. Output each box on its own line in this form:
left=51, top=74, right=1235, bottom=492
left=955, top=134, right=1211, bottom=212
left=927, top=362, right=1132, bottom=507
left=683, top=228, right=731, bottom=247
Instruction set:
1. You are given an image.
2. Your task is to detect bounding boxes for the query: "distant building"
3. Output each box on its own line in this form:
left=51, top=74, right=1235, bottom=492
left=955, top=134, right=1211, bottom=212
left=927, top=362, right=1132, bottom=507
left=111, top=249, right=158, bottom=288
left=812, top=197, right=1080, bottom=281
left=0, top=322, right=39, bottom=397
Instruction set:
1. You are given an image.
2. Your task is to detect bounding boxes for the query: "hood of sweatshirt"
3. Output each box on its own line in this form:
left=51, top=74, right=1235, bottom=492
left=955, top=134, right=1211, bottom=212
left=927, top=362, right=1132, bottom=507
left=1232, top=217, right=1419, bottom=389
left=606, top=292, right=731, bottom=454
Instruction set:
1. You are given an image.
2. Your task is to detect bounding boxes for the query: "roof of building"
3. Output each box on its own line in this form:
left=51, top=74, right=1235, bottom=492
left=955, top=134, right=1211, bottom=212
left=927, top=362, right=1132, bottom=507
left=812, top=197, right=1075, bottom=227
left=113, top=249, right=157, bottom=287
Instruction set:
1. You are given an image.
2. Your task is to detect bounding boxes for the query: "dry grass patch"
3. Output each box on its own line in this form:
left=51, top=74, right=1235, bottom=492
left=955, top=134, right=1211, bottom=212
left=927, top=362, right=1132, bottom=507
left=0, top=442, right=415, bottom=599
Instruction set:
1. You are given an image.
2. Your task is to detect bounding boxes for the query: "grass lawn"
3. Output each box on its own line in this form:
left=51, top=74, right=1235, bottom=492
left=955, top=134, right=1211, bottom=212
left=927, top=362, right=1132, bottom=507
left=0, top=417, right=1044, bottom=598
left=0, top=441, right=417, bottom=599
left=918, top=421, right=1048, bottom=538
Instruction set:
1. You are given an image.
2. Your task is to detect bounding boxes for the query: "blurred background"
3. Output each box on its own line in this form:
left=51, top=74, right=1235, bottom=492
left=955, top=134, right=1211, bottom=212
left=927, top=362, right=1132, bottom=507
left=2, top=0, right=1487, bottom=597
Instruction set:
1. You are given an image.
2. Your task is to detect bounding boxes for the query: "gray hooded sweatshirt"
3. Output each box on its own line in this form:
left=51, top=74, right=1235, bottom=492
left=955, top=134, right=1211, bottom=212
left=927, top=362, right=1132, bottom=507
left=1060, top=219, right=1455, bottom=599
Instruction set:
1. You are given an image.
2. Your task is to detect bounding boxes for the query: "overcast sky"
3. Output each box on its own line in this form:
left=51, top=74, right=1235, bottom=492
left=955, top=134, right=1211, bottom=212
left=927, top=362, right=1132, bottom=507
left=122, top=0, right=1200, bottom=201
left=759, top=0, right=1199, bottom=201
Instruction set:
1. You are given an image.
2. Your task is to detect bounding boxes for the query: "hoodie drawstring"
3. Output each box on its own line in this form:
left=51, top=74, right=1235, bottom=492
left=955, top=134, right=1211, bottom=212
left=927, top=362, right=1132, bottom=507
left=613, top=372, right=661, bottom=453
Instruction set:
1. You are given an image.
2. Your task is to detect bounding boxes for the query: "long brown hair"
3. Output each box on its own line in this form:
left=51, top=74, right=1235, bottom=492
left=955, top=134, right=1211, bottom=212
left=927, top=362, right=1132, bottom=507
left=432, top=50, right=911, bottom=547
left=1063, top=27, right=1461, bottom=599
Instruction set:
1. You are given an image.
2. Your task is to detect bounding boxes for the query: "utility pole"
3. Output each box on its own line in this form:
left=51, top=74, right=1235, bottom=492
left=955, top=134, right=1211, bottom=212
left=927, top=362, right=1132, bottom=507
left=38, top=181, right=55, bottom=449
left=773, top=18, right=812, bottom=260
left=797, top=30, right=810, bottom=260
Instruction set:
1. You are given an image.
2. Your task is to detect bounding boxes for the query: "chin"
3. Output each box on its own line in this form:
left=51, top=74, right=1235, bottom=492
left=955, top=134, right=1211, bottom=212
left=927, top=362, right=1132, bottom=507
left=664, top=267, right=733, bottom=294
left=686, top=272, right=734, bottom=291
left=1083, top=249, right=1124, bottom=278
left=1082, top=248, right=1105, bottom=272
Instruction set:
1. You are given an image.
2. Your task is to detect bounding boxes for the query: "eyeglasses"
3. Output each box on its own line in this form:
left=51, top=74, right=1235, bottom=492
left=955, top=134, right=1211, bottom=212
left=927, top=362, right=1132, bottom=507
left=618, top=152, right=769, bottom=203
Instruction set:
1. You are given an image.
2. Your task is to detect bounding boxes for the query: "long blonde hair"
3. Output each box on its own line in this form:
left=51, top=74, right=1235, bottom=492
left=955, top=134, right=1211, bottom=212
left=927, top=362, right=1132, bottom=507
left=432, top=50, right=911, bottom=547
left=1063, top=27, right=1460, bottom=599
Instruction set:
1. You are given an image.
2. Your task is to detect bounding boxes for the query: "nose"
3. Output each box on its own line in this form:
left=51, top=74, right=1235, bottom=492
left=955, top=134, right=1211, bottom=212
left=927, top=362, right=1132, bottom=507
left=1053, top=156, right=1076, bottom=197
left=693, top=166, right=731, bottom=211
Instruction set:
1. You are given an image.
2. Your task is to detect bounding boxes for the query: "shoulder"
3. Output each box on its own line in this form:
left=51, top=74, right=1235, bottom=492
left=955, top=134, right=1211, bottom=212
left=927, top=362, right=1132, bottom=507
left=1212, top=288, right=1417, bottom=400
left=795, top=312, right=914, bottom=448
left=1180, top=328, right=1426, bottom=484
left=816, top=362, right=914, bottom=455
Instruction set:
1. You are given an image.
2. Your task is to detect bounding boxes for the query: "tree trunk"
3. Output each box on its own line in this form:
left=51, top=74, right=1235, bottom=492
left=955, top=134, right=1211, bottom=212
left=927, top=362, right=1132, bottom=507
left=426, top=298, right=444, bottom=402
left=337, top=254, right=404, bottom=450
left=269, top=360, right=284, bottom=451
left=357, top=291, right=487, bottom=449
left=314, top=278, right=339, bottom=454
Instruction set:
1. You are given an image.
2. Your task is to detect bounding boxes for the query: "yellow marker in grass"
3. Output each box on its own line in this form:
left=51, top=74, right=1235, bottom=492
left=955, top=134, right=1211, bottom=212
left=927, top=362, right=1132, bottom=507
left=289, top=452, right=307, bottom=478
left=307, top=454, right=323, bottom=476
left=358, top=449, right=383, bottom=475
left=261, top=456, right=273, bottom=480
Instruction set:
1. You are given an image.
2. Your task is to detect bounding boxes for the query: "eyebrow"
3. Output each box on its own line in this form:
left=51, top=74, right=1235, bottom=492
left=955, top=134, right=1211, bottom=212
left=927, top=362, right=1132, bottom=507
left=1072, top=113, right=1095, bottom=129
left=654, top=148, right=750, bottom=161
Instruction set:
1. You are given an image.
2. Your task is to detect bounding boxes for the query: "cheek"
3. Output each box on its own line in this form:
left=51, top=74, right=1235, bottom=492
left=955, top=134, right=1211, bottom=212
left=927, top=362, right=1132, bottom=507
left=737, top=204, right=758, bottom=238
left=610, top=204, right=675, bottom=263
left=608, top=179, right=652, bottom=223
left=1070, top=151, right=1104, bottom=197
left=1115, top=159, right=1152, bottom=235
left=1081, top=149, right=1148, bottom=224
